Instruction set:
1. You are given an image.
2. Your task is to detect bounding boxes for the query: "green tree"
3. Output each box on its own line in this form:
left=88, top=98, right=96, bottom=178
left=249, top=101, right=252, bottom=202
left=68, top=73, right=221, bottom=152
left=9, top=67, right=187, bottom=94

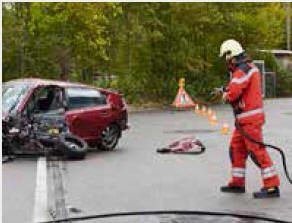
left=3, top=2, right=291, bottom=102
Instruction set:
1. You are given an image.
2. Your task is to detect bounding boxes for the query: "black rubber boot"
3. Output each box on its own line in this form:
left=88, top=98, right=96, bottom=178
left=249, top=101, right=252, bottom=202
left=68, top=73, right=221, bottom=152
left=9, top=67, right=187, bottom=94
left=253, top=186, right=280, bottom=199
left=220, top=185, right=245, bottom=193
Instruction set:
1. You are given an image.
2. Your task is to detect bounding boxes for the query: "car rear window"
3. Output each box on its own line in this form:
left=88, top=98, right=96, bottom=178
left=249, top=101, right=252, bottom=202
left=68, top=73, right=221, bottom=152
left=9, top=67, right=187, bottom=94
left=66, top=88, right=107, bottom=110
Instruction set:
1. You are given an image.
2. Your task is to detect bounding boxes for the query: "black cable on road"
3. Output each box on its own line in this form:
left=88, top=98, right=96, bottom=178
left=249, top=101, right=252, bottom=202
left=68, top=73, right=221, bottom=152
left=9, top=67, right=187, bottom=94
left=39, top=210, right=292, bottom=223
left=210, top=92, right=292, bottom=185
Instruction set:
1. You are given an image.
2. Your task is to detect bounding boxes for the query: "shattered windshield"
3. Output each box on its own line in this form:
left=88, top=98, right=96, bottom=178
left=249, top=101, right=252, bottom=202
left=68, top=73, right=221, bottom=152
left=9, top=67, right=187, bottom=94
left=2, top=84, right=30, bottom=114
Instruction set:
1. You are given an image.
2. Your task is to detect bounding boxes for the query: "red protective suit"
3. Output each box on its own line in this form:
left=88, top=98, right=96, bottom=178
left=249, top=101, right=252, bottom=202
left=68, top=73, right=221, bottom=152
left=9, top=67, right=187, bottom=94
left=226, top=57, right=280, bottom=188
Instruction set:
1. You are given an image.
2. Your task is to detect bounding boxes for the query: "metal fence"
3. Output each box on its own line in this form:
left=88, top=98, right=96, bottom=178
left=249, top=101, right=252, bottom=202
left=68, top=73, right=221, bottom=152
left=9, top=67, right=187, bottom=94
left=254, top=60, right=277, bottom=98
left=265, top=72, right=277, bottom=98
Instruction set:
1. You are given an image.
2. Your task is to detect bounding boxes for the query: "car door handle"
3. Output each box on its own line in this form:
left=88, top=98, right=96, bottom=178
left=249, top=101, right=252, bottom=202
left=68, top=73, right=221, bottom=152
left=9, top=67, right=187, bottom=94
left=100, top=110, right=108, bottom=115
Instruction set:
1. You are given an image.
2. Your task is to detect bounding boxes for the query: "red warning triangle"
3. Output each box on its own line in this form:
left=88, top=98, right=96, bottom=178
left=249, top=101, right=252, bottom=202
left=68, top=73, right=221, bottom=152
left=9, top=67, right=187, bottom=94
left=172, top=87, right=196, bottom=108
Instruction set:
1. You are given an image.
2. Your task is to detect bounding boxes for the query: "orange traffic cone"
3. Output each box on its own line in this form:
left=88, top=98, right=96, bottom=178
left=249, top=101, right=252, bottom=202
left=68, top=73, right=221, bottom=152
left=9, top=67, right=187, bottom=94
left=195, top=104, right=200, bottom=114
left=193, top=104, right=196, bottom=114
left=207, top=108, right=213, bottom=117
left=209, top=114, right=218, bottom=125
left=208, top=111, right=216, bottom=121
left=201, top=106, right=207, bottom=116
left=221, top=121, right=230, bottom=134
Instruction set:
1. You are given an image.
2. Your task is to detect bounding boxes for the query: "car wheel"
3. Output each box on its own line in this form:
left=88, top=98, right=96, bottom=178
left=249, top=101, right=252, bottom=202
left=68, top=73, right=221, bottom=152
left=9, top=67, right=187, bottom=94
left=60, top=134, right=88, bottom=160
left=99, top=124, right=121, bottom=151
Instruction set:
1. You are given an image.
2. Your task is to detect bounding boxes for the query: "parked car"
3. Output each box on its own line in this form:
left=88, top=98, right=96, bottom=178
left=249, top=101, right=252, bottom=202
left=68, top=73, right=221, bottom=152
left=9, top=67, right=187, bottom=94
left=2, top=78, right=128, bottom=151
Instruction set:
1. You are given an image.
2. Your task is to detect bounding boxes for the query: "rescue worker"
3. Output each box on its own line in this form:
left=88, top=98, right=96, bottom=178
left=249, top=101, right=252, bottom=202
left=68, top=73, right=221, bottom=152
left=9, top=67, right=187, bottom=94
left=219, top=39, right=280, bottom=198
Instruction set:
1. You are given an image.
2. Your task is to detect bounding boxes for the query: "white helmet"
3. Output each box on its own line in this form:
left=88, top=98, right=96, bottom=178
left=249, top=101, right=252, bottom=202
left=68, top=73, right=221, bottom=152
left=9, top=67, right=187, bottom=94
left=219, top=39, right=245, bottom=60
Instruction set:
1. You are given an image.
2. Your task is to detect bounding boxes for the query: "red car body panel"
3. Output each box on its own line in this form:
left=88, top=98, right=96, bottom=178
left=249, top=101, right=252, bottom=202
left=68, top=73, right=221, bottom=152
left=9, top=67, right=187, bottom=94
left=3, top=78, right=128, bottom=146
left=65, top=104, right=115, bottom=143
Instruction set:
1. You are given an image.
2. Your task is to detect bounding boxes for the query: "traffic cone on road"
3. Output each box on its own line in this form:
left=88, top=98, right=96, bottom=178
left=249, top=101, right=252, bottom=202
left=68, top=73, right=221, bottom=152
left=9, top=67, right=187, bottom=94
left=201, top=106, right=207, bottom=116
left=195, top=104, right=200, bottom=114
left=209, top=114, right=218, bottom=125
left=207, top=108, right=213, bottom=118
left=193, top=104, right=197, bottom=114
left=221, top=121, right=230, bottom=135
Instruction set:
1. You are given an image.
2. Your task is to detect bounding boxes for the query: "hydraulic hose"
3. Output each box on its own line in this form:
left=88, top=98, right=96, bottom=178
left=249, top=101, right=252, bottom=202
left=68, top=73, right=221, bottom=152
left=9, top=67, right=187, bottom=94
left=234, top=120, right=292, bottom=185
left=210, top=88, right=292, bottom=184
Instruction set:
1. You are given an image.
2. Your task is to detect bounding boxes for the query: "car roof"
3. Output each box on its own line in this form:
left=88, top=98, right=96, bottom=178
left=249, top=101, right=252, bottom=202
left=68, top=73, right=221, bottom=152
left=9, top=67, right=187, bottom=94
left=3, top=78, right=119, bottom=96
left=3, top=78, right=93, bottom=88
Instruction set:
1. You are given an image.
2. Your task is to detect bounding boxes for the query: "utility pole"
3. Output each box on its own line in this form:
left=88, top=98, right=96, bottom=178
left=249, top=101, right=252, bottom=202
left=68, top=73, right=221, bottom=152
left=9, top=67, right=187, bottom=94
left=286, top=2, right=291, bottom=50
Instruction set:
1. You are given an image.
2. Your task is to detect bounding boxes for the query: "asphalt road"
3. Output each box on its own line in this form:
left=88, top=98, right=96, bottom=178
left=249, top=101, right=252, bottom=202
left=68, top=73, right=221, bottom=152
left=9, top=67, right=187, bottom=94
left=2, top=99, right=292, bottom=223
left=2, top=158, right=37, bottom=223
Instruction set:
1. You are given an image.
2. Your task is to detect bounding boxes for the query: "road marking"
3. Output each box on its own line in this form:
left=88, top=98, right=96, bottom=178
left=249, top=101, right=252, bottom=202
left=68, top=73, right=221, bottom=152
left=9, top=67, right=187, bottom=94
left=33, top=157, right=49, bottom=223
left=48, top=159, right=70, bottom=220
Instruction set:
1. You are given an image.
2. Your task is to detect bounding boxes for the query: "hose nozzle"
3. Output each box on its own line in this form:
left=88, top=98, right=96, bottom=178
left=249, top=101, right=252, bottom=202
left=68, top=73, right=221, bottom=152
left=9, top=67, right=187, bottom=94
left=210, top=86, right=226, bottom=98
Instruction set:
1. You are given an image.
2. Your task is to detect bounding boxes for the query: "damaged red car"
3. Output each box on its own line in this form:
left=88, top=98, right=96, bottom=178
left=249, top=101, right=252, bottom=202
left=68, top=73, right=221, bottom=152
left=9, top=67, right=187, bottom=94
left=2, top=78, right=129, bottom=151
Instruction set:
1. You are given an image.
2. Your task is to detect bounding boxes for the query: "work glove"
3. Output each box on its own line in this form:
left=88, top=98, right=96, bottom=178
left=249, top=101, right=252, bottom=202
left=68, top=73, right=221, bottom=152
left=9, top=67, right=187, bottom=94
left=211, top=86, right=229, bottom=103
left=210, top=86, right=226, bottom=98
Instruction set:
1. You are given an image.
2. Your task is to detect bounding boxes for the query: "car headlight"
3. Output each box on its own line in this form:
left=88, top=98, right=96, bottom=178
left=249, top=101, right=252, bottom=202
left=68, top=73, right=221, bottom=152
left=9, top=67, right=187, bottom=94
left=48, top=127, right=60, bottom=136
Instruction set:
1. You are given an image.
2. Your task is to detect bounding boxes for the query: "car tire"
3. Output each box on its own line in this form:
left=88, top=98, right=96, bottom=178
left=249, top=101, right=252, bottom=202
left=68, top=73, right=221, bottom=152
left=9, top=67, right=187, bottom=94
left=98, top=124, right=121, bottom=151
left=59, top=134, right=88, bottom=160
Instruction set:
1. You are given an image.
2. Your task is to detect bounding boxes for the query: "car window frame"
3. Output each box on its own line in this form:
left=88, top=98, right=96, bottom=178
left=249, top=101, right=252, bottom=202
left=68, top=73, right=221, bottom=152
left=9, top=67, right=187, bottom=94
left=65, top=87, right=108, bottom=111
left=22, top=85, right=66, bottom=116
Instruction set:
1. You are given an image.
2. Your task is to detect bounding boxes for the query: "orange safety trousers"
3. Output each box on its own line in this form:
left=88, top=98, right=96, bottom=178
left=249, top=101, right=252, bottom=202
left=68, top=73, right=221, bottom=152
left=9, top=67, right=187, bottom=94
left=228, top=123, right=280, bottom=188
